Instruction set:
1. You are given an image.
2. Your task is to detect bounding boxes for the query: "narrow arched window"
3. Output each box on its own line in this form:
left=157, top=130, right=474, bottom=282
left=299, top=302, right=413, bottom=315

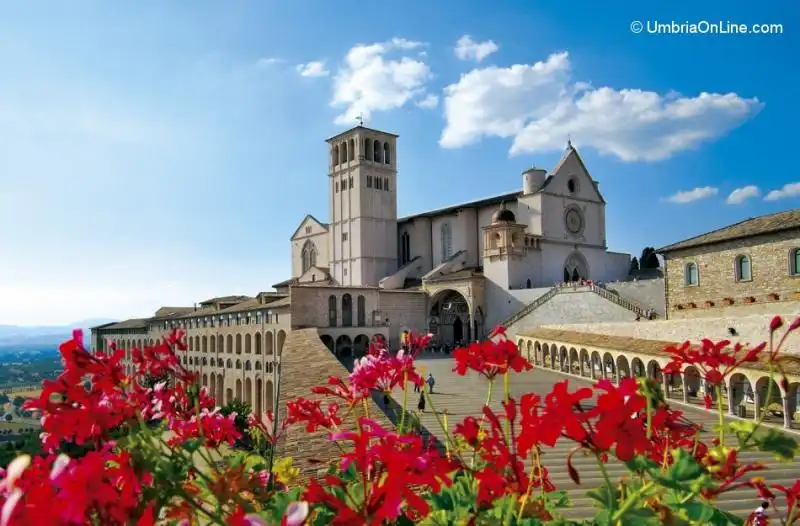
left=342, top=294, right=353, bottom=327
left=349, top=138, right=355, bottom=161
left=384, top=143, right=390, bottom=164
left=440, top=223, right=452, bottom=262
left=373, top=142, right=382, bottom=163
left=328, top=295, right=337, bottom=327
left=684, top=262, right=699, bottom=286
left=735, top=255, right=752, bottom=281
left=400, top=232, right=410, bottom=264
left=301, top=240, right=317, bottom=273
left=357, top=295, right=366, bottom=327
left=341, top=141, right=348, bottom=164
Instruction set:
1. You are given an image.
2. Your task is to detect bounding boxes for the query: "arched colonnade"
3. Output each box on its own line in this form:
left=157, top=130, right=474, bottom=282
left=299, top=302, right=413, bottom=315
left=516, top=335, right=800, bottom=430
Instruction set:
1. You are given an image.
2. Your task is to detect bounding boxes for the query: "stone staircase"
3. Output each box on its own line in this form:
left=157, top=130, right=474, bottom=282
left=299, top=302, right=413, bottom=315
left=500, top=284, right=655, bottom=333
left=390, top=357, right=798, bottom=521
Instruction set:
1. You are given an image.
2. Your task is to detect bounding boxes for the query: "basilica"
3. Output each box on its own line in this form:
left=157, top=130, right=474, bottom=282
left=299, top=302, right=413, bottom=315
left=281, top=124, right=631, bottom=346
left=91, top=124, right=632, bottom=408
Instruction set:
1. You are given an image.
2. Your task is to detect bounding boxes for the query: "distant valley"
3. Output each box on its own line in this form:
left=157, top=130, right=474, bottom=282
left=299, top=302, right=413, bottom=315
left=0, top=319, right=117, bottom=352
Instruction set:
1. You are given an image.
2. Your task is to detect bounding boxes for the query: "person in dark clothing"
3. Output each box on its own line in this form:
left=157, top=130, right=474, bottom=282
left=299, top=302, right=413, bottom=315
left=417, top=393, right=426, bottom=413
left=413, top=379, right=421, bottom=393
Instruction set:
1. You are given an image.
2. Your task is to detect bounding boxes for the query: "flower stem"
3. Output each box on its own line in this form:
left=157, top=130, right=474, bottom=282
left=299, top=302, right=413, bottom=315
left=472, top=378, right=495, bottom=469
left=612, top=482, right=654, bottom=522
left=399, top=371, right=409, bottom=433
left=503, top=372, right=511, bottom=441
left=715, top=385, right=725, bottom=447
left=424, top=391, right=466, bottom=465
left=595, top=453, right=615, bottom=514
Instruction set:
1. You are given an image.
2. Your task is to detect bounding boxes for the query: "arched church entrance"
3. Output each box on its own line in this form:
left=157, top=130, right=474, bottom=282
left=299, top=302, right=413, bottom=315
left=563, top=251, right=589, bottom=282
left=429, top=290, right=471, bottom=346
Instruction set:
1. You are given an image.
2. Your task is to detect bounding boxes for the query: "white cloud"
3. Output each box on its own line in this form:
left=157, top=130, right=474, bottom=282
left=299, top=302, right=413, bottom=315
left=665, top=186, right=719, bottom=204
left=416, top=94, right=439, bottom=109
left=256, top=57, right=283, bottom=67
left=454, top=35, right=499, bottom=62
left=331, top=38, right=433, bottom=125
left=765, top=182, right=800, bottom=201
left=296, top=61, right=329, bottom=77
left=440, top=52, right=763, bottom=162
left=726, top=185, right=760, bottom=204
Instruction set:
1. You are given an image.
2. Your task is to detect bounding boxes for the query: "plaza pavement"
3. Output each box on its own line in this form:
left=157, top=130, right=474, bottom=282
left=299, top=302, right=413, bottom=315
left=389, top=356, right=799, bottom=521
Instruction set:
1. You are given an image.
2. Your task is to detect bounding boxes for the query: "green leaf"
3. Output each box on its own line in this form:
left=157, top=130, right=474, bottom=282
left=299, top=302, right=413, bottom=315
left=676, top=501, right=715, bottom=523
left=616, top=507, right=662, bottom=526
left=750, top=427, right=798, bottom=460
left=181, top=438, right=202, bottom=453
left=587, top=485, right=618, bottom=510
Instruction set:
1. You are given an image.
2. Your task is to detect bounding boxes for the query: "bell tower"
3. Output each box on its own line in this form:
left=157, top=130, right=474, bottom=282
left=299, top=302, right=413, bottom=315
left=327, top=124, right=399, bottom=286
left=482, top=202, right=536, bottom=290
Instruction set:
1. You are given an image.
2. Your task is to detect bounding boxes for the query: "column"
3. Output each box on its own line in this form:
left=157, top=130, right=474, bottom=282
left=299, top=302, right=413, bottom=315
left=727, top=382, right=736, bottom=417
left=681, top=373, right=688, bottom=403
left=754, top=389, right=761, bottom=420
left=783, top=396, right=792, bottom=429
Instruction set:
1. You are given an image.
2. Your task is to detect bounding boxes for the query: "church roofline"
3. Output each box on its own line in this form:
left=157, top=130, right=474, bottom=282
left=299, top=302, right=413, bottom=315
left=398, top=190, right=522, bottom=222
left=290, top=214, right=329, bottom=241
left=325, top=125, right=399, bottom=143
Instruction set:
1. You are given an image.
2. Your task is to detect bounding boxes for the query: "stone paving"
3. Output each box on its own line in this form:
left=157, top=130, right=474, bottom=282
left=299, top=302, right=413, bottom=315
left=390, top=356, right=799, bottom=520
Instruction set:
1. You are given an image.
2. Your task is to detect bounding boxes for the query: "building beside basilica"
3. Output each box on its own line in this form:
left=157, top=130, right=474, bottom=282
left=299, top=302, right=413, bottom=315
left=92, top=124, right=632, bottom=413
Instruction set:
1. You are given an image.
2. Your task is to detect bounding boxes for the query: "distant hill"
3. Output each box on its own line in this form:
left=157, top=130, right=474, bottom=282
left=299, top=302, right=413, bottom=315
left=0, top=318, right=118, bottom=350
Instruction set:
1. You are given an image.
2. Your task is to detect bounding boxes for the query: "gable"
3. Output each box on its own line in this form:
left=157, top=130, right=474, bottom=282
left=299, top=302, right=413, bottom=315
left=298, top=266, right=332, bottom=284
left=547, top=148, right=605, bottom=204
left=290, top=214, right=329, bottom=241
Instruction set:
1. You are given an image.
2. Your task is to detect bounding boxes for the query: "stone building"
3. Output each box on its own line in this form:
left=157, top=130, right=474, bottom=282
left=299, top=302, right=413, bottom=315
left=658, top=209, right=800, bottom=320
left=91, top=124, right=635, bottom=416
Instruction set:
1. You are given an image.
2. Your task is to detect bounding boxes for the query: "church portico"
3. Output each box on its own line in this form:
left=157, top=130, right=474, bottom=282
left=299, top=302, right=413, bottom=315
left=318, top=328, right=387, bottom=357
left=424, top=274, right=486, bottom=345
left=562, top=250, right=590, bottom=282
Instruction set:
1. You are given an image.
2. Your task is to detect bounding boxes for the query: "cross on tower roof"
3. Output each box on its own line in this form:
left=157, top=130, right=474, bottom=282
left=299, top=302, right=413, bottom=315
left=356, top=113, right=365, bottom=126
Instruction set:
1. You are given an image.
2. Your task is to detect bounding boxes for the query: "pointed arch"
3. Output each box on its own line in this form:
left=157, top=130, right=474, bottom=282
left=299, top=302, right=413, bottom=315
left=383, top=142, right=390, bottom=164
left=302, top=240, right=318, bottom=273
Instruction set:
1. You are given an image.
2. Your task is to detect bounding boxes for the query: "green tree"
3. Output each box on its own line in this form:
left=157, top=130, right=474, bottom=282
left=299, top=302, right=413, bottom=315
left=0, top=394, right=9, bottom=405
left=12, top=396, right=24, bottom=409
left=4, top=414, right=12, bottom=422
left=639, top=247, right=660, bottom=269
left=629, top=257, right=640, bottom=273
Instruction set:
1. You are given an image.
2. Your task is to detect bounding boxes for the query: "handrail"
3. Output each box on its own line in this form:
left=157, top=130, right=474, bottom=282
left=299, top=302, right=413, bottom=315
left=499, top=287, right=560, bottom=328
left=502, top=283, right=658, bottom=332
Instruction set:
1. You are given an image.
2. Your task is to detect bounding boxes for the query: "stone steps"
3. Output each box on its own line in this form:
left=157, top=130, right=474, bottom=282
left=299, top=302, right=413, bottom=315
left=389, top=359, right=799, bottom=521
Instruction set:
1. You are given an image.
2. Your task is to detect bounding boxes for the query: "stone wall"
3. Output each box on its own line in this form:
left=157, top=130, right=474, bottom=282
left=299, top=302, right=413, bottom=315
left=275, top=328, right=390, bottom=478
left=604, top=278, right=666, bottom=316
left=377, top=290, right=428, bottom=345
left=663, top=230, right=800, bottom=319
left=541, top=311, right=800, bottom=351
left=508, top=289, right=638, bottom=337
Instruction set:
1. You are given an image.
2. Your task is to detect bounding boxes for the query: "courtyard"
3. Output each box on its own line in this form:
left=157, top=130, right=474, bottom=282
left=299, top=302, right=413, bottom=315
left=391, top=355, right=799, bottom=520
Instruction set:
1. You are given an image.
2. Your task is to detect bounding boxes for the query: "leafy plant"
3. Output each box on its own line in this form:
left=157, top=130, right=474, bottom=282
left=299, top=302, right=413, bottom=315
left=0, top=321, right=798, bottom=525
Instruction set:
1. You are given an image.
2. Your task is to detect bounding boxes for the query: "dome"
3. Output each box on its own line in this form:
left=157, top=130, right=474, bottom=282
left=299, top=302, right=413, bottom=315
left=492, top=202, right=516, bottom=224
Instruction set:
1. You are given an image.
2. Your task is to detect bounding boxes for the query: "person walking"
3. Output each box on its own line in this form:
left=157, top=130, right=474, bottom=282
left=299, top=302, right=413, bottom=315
left=417, top=392, right=426, bottom=413
left=413, top=380, right=421, bottom=393
left=426, top=373, right=436, bottom=394
left=748, top=501, right=769, bottom=526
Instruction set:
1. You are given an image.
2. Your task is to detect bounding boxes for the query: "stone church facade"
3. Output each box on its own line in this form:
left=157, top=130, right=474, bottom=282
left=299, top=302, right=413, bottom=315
left=91, top=124, right=631, bottom=414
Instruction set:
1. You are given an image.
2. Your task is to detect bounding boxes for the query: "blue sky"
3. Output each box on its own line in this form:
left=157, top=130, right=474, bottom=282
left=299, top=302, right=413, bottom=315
left=0, top=1, right=796, bottom=325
